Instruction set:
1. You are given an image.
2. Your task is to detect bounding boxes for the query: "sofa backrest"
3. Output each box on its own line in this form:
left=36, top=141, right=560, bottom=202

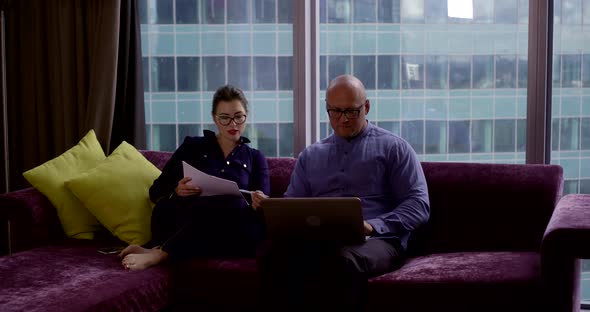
left=142, top=151, right=564, bottom=254
left=406, top=162, right=563, bottom=256
left=140, top=151, right=297, bottom=198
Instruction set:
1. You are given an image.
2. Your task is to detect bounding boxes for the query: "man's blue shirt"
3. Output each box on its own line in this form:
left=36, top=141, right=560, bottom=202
left=285, top=122, right=430, bottom=249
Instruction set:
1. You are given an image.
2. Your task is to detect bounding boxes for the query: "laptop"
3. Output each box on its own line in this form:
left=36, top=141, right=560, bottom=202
left=261, top=197, right=366, bottom=245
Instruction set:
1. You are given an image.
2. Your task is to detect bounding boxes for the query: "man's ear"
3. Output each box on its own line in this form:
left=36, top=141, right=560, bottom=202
left=364, top=99, right=370, bottom=114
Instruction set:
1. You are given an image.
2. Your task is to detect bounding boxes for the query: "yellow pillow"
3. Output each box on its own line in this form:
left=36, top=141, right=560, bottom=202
left=22, top=130, right=105, bottom=239
left=65, top=141, right=161, bottom=245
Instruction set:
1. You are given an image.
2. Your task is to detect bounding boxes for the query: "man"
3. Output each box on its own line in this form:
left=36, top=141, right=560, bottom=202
left=259, top=74, right=430, bottom=312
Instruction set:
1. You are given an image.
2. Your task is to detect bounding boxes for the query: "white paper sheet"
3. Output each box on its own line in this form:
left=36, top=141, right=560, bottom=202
left=182, top=161, right=242, bottom=197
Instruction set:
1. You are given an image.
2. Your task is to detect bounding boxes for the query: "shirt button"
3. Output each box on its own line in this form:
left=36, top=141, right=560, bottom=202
left=243, top=164, right=247, bottom=168
left=226, top=161, right=230, bottom=165
left=221, top=169, right=225, bottom=173
left=203, top=154, right=207, bottom=158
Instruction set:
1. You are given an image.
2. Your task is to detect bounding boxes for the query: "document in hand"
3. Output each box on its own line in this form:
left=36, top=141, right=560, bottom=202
left=182, top=161, right=243, bottom=197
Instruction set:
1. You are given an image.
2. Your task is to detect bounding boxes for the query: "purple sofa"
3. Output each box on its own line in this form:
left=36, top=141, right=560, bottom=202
left=0, top=150, right=584, bottom=311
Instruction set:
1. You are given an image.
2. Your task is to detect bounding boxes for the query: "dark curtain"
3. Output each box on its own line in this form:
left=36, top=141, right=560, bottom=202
left=111, top=0, right=146, bottom=153
left=2, top=0, right=145, bottom=191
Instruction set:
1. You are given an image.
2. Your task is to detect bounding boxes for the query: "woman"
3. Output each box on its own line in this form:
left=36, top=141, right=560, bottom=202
left=120, top=85, right=270, bottom=270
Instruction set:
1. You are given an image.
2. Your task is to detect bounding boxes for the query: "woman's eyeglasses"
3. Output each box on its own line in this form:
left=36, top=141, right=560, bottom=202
left=216, top=114, right=247, bottom=126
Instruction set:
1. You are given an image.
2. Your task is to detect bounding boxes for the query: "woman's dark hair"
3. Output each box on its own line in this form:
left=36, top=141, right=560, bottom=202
left=211, top=85, right=248, bottom=114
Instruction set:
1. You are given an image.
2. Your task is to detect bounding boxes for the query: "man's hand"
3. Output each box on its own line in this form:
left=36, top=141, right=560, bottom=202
left=175, top=177, right=202, bottom=197
left=251, top=190, right=268, bottom=210
left=363, top=221, right=374, bottom=236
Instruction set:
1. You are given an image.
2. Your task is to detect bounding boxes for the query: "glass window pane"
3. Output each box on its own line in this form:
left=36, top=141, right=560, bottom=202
left=320, top=55, right=328, bottom=90
left=254, top=57, right=277, bottom=90
left=562, top=54, right=582, bottom=88
left=585, top=0, right=590, bottom=24
left=254, top=0, right=276, bottom=23
left=449, top=120, right=470, bottom=153
left=354, top=0, right=377, bottom=23
left=583, top=54, right=590, bottom=87
left=401, top=0, right=424, bottom=23
left=176, top=0, right=199, bottom=24
left=449, top=56, right=471, bottom=89
left=582, top=117, right=590, bottom=149
left=518, top=56, right=528, bottom=88
left=152, top=124, right=176, bottom=152
left=228, top=0, right=251, bottom=23
left=377, top=55, right=400, bottom=89
left=278, top=0, right=293, bottom=23
left=518, top=0, right=529, bottom=24
left=203, top=56, right=226, bottom=91
left=254, top=123, right=277, bottom=156
left=494, top=119, right=516, bottom=152
left=155, top=0, right=173, bottom=24
left=402, top=120, right=424, bottom=154
left=581, top=179, right=590, bottom=194
left=228, top=56, right=251, bottom=91
left=560, top=117, right=580, bottom=150
left=328, top=55, right=352, bottom=81
left=474, top=0, right=494, bottom=23
left=425, top=55, right=448, bottom=89
left=378, top=0, right=400, bottom=23
left=471, top=120, right=492, bottom=153
left=142, top=57, right=150, bottom=91
left=517, top=118, right=526, bottom=152
left=402, top=55, right=424, bottom=89
left=553, top=54, right=562, bottom=88
left=179, top=124, right=201, bottom=141
left=562, top=0, right=583, bottom=24
left=139, top=0, right=148, bottom=24
left=494, top=0, right=518, bottom=24
left=202, top=0, right=225, bottom=24
left=278, top=56, right=293, bottom=90
left=377, top=121, right=401, bottom=135
left=151, top=57, right=175, bottom=92
left=328, top=0, right=352, bottom=23
left=495, top=55, right=517, bottom=88
left=564, top=180, right=579, bottom=194
left=425, top=120, right=446, bottom=154
left=353, top=55, right=376, bottom=90
left=473, top=55, right=494, bottom=88
left=177, top=57, right=200, bottom=92
left=552, top=118, right=560, bottom=151
left=424, top=0, right=447, bottom=24
left=279, top=123, right=294, bottom=156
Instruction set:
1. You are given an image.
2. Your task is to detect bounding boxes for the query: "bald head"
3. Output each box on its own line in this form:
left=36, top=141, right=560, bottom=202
left=326, top=75, right=366, bottom=101
left=325, top=75, right=370, bottom=139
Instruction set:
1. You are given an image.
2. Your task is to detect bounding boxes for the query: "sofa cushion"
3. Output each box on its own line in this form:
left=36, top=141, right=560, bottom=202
left=22, top=130, right=105, bottom=239
left=0, top=241, right=171, bottom=312
left=65, top=142, right=161, bottom=245
left=367, top=251, right=542, bottom=311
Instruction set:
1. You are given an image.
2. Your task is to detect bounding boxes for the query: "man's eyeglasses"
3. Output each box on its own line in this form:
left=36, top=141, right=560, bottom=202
left=326, top=103, right=366, bottom=120
left=216, top=114, right=247, bottom=126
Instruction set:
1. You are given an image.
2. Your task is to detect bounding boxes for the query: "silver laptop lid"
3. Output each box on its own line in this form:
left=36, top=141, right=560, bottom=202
left=261, top=197, right=365, bottom=245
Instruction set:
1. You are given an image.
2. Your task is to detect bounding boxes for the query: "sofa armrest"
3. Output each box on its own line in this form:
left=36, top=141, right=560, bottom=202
left=541, top=194, right=590, bottom=312
left=0, top=188, right=63, bottom=255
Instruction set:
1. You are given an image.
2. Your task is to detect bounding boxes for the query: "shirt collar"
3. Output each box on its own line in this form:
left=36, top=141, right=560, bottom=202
left=203, top=129, right=251, bottom=144
left=332, top=120, right=372, bottom=144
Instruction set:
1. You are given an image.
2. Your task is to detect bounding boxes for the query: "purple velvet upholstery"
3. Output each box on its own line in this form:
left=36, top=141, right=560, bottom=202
left=0, top=150, right=582, bottom=312
left=0, top=240, right=170, bottom=312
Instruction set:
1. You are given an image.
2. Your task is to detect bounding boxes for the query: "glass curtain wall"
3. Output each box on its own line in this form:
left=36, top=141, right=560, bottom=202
left=319, top=0, right=529, bottom=163
left=140, top=0, right=295, bottom=157
left=550, top=0, right=590, bottom=303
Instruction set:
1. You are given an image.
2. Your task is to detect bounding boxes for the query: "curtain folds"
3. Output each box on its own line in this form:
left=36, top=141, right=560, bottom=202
left=3, top=0, right=145, bottom=190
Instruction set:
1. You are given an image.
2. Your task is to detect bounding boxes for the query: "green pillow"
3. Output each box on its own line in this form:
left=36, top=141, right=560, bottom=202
left=65, top=141, right=161, bottom=245
left=22, top=130, right=105, bottom=239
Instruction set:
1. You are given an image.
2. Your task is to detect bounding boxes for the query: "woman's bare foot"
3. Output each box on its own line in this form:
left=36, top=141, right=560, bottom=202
left=121, top=248, right=168, bottom=271
left=118, top=244, right=150, bottom=257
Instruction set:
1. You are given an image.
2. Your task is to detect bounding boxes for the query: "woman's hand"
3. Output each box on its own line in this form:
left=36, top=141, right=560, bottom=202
left=175, top=177, right=202, bottom=197
left=363, top=221, right=374, bottom=236
left=251, top=190, right=268, bottom=210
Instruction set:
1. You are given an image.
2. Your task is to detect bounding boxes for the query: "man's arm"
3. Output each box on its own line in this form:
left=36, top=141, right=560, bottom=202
left=365, top=141, right=430, bottom=238
left=284, top=151, right=311, bottom=198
